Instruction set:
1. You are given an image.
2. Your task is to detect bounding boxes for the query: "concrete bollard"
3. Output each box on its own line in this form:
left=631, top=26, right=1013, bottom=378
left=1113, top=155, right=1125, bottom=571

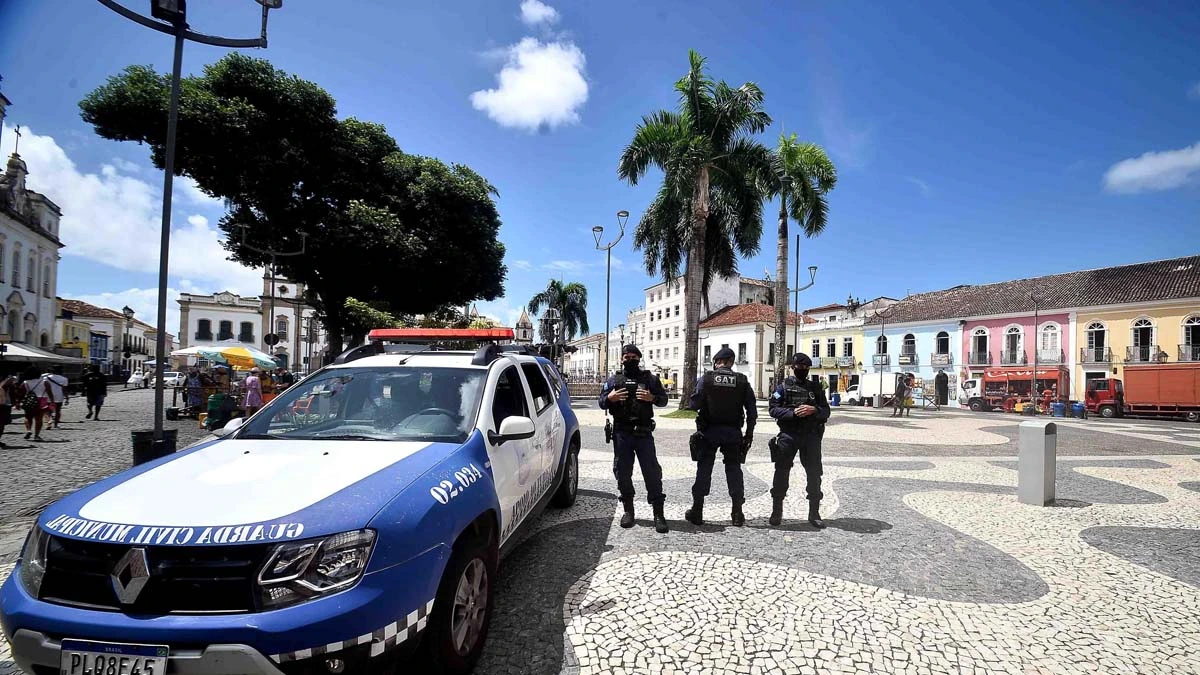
left=1018, top=421, right=1057, bottom=505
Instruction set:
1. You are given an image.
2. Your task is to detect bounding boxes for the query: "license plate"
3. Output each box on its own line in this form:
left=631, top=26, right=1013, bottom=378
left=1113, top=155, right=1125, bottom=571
left=60, top=640, right=168, bottom=675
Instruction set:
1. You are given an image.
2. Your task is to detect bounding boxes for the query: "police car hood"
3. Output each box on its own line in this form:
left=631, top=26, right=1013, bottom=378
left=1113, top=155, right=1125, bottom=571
left=40, top=438, right=461, bottom=547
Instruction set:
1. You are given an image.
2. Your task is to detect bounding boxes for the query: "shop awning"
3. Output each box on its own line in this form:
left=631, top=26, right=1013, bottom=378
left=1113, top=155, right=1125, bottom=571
left=0, top=342, right=88, bottom=363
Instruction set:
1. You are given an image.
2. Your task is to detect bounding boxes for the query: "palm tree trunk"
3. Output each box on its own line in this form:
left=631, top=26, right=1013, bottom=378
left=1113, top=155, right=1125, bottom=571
left=680, top=165, right=710, bottom=409
left=774, top=196, right=789, bottom=387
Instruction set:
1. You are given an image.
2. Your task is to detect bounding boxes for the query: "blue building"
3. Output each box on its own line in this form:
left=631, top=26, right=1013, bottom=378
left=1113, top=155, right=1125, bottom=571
left=862, top=319, right=963, bottom=407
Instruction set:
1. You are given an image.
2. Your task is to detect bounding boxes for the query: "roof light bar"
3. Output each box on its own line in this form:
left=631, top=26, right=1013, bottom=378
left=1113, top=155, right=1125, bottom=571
left=367, top=328, right=515, bottom=343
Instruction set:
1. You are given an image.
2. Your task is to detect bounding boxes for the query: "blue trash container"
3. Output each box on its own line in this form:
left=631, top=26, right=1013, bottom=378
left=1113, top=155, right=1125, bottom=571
left=1072, top=402, right=1087, bottom=419
left=1051, top=402, right=1066, bottom=417
left=831, top=393, right=841, bottom=406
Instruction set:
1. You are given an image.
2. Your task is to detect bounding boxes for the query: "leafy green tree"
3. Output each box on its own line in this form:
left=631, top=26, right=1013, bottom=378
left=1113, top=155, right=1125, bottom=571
left=618, top=50, right=771, bottom=405
left=79, top=54, right=506, bottom=360
left=342, top=298, right=399, bottom=346
left=766, top=134, right=836, bottom=380
left=527, top=280, right=589, bottom=343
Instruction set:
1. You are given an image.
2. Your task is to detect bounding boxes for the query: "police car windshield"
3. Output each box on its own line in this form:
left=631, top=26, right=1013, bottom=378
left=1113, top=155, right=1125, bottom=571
left=237, top=366, right=486, bottom=443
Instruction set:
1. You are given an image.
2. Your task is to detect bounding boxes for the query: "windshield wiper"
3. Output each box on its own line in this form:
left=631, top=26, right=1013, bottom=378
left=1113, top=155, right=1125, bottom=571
left=314, top=433, right=392, bottom=441
left=237, top=433, right=284, bottom=440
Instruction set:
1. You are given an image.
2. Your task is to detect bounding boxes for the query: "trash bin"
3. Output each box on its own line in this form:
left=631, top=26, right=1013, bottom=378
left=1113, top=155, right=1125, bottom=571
left=1051, top=402, right=1066, bottom=417
left=132, top=429, right=178, bottom=466
left=1072, top=402, right=1087, bottom=419
left=831, top=393, right=841, bottom=407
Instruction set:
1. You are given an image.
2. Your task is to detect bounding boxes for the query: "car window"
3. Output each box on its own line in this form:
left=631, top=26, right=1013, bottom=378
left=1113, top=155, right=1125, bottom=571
left=540, top=363, right=564, bottom=401
left=491, top=366, right=529, bottom=431
left=237, top=366, right=486, bottom=443
left=522, top=363, right=554, bottom=414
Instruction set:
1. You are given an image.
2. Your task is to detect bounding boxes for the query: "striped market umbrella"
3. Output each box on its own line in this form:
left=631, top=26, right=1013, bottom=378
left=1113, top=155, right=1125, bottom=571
left=173, top=343, right=277, bottom=370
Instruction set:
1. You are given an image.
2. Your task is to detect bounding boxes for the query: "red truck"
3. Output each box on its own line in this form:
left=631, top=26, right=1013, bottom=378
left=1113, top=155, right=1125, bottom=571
left=1085, top=363, right=1200, bottom=422
left=959, top=368, right=1071, bottom=413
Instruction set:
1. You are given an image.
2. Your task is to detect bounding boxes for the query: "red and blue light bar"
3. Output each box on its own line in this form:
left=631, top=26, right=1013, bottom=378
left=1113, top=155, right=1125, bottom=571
left=367, top=327, right=515, bottom=343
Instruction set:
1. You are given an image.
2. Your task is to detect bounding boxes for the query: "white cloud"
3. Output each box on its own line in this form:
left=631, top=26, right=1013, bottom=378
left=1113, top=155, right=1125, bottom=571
left=519, top=0, right=559, bottom=26
left=1189, top=82, right=1200, bottom=100
left=512, top=259, right=533, bottom=271
left=1102, top=141, right=1200, bottom=194
left=470, top=37, right=588, bottom=132
left=1, top=123, right=260, bottom=293
left=544, top=259, right=586, bottom=273
left=111, top=157, right=141, bottom=174
left=906, top=176, right=931, bottom=196
left=71, top=286, right=185, bottom=346
left=475, top=298, right=526, bottom=330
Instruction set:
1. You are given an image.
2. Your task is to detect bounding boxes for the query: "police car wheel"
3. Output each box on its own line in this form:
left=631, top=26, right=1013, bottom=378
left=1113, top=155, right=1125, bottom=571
left=550, top=442, right=579, bottom=508
left=424, top=529, right=496, bottom=674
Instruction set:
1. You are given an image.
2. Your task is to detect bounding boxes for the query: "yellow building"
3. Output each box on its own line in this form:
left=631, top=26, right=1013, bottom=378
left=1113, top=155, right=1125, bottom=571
left=1075, top=301, right=1200, bottom=399
left=797, top=304, right=865, bottom=395
left=56, top=299, right=91, bottom=359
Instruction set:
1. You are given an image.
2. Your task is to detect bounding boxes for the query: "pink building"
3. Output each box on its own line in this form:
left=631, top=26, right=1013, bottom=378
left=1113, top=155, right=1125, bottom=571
left=963, top=312, right=1072, bottom=373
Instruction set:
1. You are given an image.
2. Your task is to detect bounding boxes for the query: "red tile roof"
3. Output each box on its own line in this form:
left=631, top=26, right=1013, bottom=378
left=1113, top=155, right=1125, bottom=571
left=699, top=303, right=815, bottom=329
left=61, top=299, right=124, bottom=320
left=803, top=302, right=847, bottom=314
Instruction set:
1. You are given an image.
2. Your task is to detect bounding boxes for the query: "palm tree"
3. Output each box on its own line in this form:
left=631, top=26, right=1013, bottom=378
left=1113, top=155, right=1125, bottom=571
left=618, top=50, right=771, bottom=407
left=767, top=133, right=837, bottom=381
left=527, top=279, right=589, bottom=345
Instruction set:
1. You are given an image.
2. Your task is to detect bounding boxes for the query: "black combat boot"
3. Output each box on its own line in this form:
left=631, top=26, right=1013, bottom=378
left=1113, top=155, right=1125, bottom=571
left=730, top=502, right=745, bottom=527
left=652, top=502, right=669, bottom=533
left=808, top=500, right=826, bottom=529
left=684, top=497, right=704, bottom=526
left=619, top=499, right=635, bottom=529
left=769, top=498, right=784, bottom=526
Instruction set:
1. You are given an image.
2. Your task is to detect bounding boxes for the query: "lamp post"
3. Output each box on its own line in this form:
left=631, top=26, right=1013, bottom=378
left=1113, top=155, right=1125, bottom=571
left=96, top=0, right=284, bottom=450
left=872, top=304, right=896, bottom=408
left=238, top=225, right=307, bottom=366
left=593, top=209, right=628, bottom=377
left=1030, top=292, right=1039, bottom=411
left=785, top=243, right=817, bottom=382
left=121, top=305, right=134, bottom=377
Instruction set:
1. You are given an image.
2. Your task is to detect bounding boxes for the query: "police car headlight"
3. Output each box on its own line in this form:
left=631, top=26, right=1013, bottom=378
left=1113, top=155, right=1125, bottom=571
left=257, top=530, right=375, bottom=609
left=17, top=525, right=49, bottom=597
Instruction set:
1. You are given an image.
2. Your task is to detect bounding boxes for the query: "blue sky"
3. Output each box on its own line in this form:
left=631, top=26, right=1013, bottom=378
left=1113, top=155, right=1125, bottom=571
left=0, top=0, right=1197, bottom=337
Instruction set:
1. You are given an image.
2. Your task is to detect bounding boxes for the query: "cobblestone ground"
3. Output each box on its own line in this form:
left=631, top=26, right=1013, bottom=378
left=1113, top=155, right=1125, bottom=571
left=2, top=397, right=1198, bottom=675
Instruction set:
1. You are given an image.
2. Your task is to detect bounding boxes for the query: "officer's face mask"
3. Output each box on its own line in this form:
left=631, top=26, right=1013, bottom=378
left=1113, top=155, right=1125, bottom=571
left=622, top=359, right=640, bottom=377
left=793, top=367, right=809, bottom=380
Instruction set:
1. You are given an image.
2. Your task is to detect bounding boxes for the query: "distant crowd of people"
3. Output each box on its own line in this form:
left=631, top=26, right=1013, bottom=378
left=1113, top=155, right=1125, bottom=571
left=0, top=364, right=109, bottom=446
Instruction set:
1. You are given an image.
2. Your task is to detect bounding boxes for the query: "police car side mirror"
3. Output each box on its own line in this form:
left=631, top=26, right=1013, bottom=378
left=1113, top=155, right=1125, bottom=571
left=213, top=417, right=245, bottom=438
left=489, top=416, right=535, bottom=445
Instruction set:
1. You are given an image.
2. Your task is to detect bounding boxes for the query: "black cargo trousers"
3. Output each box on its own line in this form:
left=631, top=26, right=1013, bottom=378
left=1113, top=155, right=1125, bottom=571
left=769, top=425, right=824, bottom=502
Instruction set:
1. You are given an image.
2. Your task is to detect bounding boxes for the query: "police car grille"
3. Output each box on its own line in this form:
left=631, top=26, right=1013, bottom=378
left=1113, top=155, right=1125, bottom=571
left=41, top=536, right=273, bottom=613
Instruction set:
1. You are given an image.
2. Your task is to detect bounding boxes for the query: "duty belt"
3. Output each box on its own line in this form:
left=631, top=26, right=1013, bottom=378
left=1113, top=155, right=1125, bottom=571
left=614, top=420, right=656, bottom=436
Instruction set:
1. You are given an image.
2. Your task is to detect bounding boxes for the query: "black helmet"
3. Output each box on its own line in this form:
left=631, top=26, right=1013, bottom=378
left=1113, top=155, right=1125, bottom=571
left=790, top=352, right=812, bottom=367
left=713, top=347, right=736, bottom=362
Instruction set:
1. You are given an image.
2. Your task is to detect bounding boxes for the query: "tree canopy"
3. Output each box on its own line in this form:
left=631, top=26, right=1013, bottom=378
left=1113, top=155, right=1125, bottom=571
left=527, top=279, right=589, bottom=343
left=79, top=53, right=506, bottom=359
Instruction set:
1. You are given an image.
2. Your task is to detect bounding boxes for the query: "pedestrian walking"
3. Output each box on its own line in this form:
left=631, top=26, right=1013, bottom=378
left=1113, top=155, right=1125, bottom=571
left=43, top=365, right=69, bottom=429
left=0, top=372, right=17, bottom=448
left=244, top=367, right=265, bottom=417
left=598, top=344, right=670, bottom=533
left=684, top=347, right=757, bottom=526
left=82, top=364, right=108, bottom=421
left=767, top=353, right=830, bottom=528
left=892, top=373, right=912, bottom=417
left=19, top=366, right=50, bottom=441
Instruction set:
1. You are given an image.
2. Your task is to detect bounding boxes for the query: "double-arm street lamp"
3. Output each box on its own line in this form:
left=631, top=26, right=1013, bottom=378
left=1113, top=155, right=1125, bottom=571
left=96, top=0, right=283, bottom=452
left=593, top=210, right=629, bottom=377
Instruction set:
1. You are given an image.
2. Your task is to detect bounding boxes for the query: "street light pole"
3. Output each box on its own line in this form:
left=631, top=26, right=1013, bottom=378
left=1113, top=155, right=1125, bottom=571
left=873, top=304, right=895, bottom=408
left=95, top=0, right=283, bottom=450
left=238, top=226, right=307, bottom=364
left=1031, top=292, right=1039, bottom=411
left=786, top=237, right=817, bottom=383
left=593, top=210, right=628, bottom=377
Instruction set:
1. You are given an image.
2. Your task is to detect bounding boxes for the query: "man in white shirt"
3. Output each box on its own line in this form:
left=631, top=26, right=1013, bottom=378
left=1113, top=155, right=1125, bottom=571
left=43, top=365, right=69, bottom=429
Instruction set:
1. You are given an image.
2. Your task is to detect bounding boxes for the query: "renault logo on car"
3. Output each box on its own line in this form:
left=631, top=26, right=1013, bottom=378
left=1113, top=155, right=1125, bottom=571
left=110, top=547, right=150, bottom=604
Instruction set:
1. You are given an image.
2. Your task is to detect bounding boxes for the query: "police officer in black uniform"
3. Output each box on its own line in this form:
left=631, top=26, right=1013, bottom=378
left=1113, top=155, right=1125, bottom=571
left=598, top=344, right=670, bottom=533
left=684, top=347, right=757, bottom=526
left=767, top=353, right=830, bottom=528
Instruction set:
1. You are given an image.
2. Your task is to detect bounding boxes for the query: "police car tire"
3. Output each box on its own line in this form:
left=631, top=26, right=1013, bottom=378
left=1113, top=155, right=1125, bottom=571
left=424, top=529, right=497, bottom=674
left=550, top=443, right=579, bottom=508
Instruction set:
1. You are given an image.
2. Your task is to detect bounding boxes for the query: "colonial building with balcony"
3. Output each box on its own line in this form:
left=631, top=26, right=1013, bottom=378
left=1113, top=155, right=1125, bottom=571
left=859, top=254, right=1200, bottom=403
left=863, top=317, right=963, bottom=407
left=697, top=303, right=813, bottom=398
left=799, top=296, right=896, bottom=396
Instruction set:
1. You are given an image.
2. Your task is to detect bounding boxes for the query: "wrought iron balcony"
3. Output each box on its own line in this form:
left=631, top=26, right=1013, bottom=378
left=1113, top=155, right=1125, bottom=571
left=1125, top=345, right=1162, bottom=363
left=1035, top=349, right=1064, bottom=364
left=238, top=333, right=255, bottom=343
left=1080, top=347, right=1112, bottom=363
left=819, top=356, right=838, bottom=368
left=1000, top=350, right=1027, bottom=365
left=1180, top=345, right=1200, bottom=362
left=968, top=351, right=992, bottom=366
left=872, top=353, right=890, bottom=366
left=194, top=331, right=213, bottom=341
left=836, top=356, right=857, bottom=368
left=930, top=352, right=953, bottom=366
left=898, top=352, right=919, bottom=366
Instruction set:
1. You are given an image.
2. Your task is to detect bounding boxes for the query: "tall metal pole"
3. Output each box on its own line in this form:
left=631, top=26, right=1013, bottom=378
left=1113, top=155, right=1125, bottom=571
left=152, top=27, right=185, bottom=442
left=792, top=233, right=800, bottom=355
left=1031, top=293, right=1038, bottom=410
left=605, top=246, right=611, bottom=374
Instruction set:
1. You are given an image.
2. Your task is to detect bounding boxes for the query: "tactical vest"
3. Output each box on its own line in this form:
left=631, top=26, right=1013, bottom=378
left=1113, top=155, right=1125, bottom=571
left=612, top=372, right=653, bottom=425
left=783, top=377, right=818, bottom=409
left=703, top=368, right=746, bottom=426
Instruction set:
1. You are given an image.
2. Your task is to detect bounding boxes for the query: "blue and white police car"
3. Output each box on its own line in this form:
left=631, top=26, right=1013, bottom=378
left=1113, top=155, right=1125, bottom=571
left=1, top=329, right=581, bottom=675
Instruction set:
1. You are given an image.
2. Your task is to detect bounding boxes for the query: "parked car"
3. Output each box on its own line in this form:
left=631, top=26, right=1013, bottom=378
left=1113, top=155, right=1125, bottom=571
left=1, top=335, right=581, bottom=675
left=148, top=371, right=185, bottom=388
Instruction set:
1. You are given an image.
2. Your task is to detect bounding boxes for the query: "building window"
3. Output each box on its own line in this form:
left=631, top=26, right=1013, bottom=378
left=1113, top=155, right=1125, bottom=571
left=1131, top=317, right=1155, bottom=361
left=673, top=326, right=679, bottom=338
left=787, top=344, right=795, bottom=359
left=11, top=251, right=19, bottom=287
left=972, top=327, right=989, bottom=361
left=901, top=334, right=916, bottom=356
left=843, top=337, right=854, bottom=357
left=936, top=331, right=950, bottom=355
left=1183, top=316, right=1200, bottom=361
left=875, top=335, right=888, bottom=354
left=768, top=342, right=775, bottom=363
left=26, top=254, right=35, bottom=290
left=704, top=345, right=711, bottom=363
left=811, top=339, right=820, bottom=357
left=218, top=320, right=234, bottom=341
left=275, top=317, right=289, bottom=339
left=674, top=305, right=680, bottom=316
left=1086, top=321, right=1107, bottom=354
left=1039, top=323, right=1060, bottom=357
left=1004, top=325, right=1023, bottom=354
left=196, top=319, right=213, bottom=341
left=42, top=265, right=50, bottom=297
left=737, top=343, right=747, bottom=363
left=0, top=243, right=4, bottom=279
left=826, top=338, right=836, bottom=358
left=239, top=322, right=255, bottom=343
left=40, top=332, right=49, bottom=348
left=673, top=347, right=679, bottom=358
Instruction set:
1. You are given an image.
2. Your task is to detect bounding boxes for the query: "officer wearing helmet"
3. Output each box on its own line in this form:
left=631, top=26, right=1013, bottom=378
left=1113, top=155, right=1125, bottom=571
left=684, top=347, right=757, bottom=526
left=767, top=352, right=831, bottom=528
left=598, top=344, right=670, bottom=533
